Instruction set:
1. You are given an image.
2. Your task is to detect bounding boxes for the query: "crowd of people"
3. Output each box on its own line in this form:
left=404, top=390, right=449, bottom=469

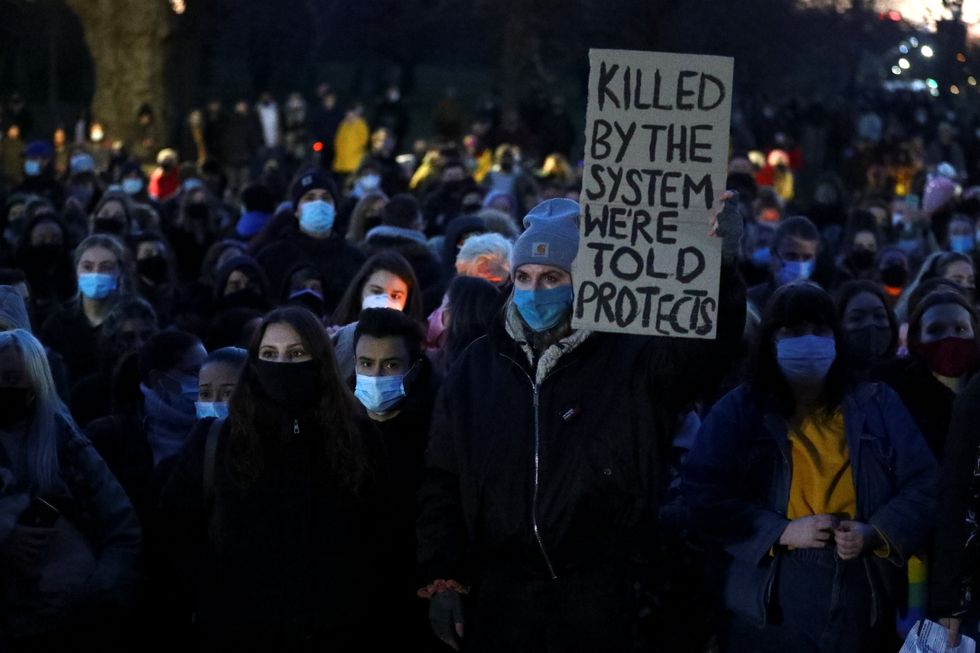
left=0, top=81, right=976, bottom=652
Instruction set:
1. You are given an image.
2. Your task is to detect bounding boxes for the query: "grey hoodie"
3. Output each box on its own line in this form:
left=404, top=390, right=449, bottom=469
left=0, top=285, right=31, bottom=332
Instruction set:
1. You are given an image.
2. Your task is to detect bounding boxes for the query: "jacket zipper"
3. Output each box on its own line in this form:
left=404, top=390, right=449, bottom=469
left=501, top=353, right=558, bottom=580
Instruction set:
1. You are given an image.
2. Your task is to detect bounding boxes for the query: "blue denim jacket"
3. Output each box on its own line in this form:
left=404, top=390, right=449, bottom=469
left=682, top=382, right=938, bottom=626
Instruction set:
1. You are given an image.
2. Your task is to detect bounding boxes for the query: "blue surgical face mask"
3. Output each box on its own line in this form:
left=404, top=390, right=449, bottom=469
left=122, top=178, right=143, bottom=195
left=513, top=285, right=573, bottom=332
left=776, top=334, right=837, bottom=385
left=776, top=259, right=814, bottom=286
left=78, top=272, right=117, bottom=300
left=354, top=373, right=407, bottom=414
left=950, top=234, right=974, bottom=254
left=23, top=159, right=41, bottom=177
left=299, top=200, right=335, bottom=236
left=195, top=401, right=229, bottom=420
left=751, top=247, right=772, bottom=267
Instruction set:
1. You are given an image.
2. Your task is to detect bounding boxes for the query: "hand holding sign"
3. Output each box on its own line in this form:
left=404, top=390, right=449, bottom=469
left=708, top=190, right=743, bottom=264
left=573, top=49, right=734, bottom=339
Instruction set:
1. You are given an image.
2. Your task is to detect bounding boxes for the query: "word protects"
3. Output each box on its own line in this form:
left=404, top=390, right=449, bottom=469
left=573, top=48, right=733, bottom=339
left=574, top=203, right=715, bottom=336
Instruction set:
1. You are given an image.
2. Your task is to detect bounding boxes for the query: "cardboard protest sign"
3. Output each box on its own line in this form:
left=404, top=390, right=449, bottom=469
left=572, top=49, right=734, bottom=339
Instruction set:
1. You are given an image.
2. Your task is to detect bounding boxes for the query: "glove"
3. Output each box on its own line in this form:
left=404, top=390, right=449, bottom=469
left=429, top=589, right=465, bottom=650
left=711, top=190, right=743, bottom=264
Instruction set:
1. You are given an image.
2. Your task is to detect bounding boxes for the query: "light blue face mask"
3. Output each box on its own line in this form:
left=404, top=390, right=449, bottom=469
left=354, top=373, right=407, bottom=414
left=78, top=272, right=117, bottom=300
left=513, top=285, right=574, bottom=332
left=776, top=259, right=814, bottom=286
left=897, top=238, right=920, bottom=254
left=950, top=234, right=974, bottom=254
left=23, top=159, right=41, bottom=177
left=776, top=334, right=836, bottom=384
left=195, top=401, right=229, bottom=420
left=122, top=178, right=143, bottom=195
left=299, top=200, right=335, bottom=236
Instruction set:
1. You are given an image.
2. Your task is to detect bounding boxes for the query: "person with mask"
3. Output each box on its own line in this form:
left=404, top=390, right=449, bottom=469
left=138, top=330, right=206, bottom=467
left=255, top=170, right=366, bottom=307
left=13, top=212, right=76, bottom=324
left=947, top=215, right=976, bottom=256
left=0, top=329, right=142, bottom=651
left=748, top=215, right=821, bottom=315
left=64, top=153, right=103, bottom=217
left=70, top=297, right=159, bottom=429
left=683, top=282, right=938, bottom=652
left=834, top=211, right=882, bottom=286
left=362, top=194, right=444, bottom=293
left=234, top=183, right=275, bottom=241
left=133, top=233, right=178, bottom=326
left=351, top=308, right=442, bottom=650
left=195, top=347, right=247, bottom=420
left=166, top=186, right=225, bottom=283
left=932, top=372, right=980, bottom=647
left=740, top=220, right=777, bottom=288
left=880, top=289, right=978, bottom=459
left=212, top=256, right=271, bottom=314
left=417, top=196, right=747, bottom=652
left=13, top=140, right=64, bottom=209
left=40, top=234, right=129, bottom=383
left=422, top=158, right=480, bottom=235
left=877, top=246, right=911, bottom=308
left=835, top=281, right=898, bottom=379
left=157, top=307, right=389, bottom=649
left=282, top=264, right=328, bottom=322
left=330, top=251, right=425, bottom=380
left=119, top=162, right=156, bottom=210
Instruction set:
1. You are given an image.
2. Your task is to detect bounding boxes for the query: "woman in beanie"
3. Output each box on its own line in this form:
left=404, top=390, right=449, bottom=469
left=417, top=195, right=747, bottom=652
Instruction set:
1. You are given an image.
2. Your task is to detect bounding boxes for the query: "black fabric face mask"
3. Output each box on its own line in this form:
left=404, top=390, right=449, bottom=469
left=253, top=359, right=320, bottom=415
left=848, top=249, right=876, bottom=271
left=218, top=288, right=268, bottom=312
left=0, top=388, right=35, bottom=428
left=137, top=256, right=169, bottom=285
left=880, top=265, right=908, bottom=288
left=844, top=325, right=893, bottom=367
left=93, top=217, right=125, bottom=236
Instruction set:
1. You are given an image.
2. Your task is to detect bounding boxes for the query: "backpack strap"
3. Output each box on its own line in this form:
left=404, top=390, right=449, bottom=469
left=203, top=417, right=225, bottom=510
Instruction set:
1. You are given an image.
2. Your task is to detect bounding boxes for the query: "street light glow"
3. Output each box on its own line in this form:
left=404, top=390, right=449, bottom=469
left=898, top=57, right=911, bottom=69
left=891, top=65, right=902, bottom=75
left=951, top=84, right=960, bottom=95
left=921, top=45, right=934, bottom=58
left=969, top=76, right=977, bottom=86
left=900, top=44, right=909, bottom=54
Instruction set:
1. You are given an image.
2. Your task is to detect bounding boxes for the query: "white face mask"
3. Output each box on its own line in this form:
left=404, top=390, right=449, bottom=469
left=362, top=293, right=403, bottom=311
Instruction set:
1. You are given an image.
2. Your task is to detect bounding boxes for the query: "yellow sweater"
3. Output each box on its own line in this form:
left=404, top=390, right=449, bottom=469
left=787, top=410, right=856, bottom=521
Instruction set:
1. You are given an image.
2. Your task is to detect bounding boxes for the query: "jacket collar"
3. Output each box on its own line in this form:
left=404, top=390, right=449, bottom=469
left=501, top=301, right=593, bottom=384
left=365, top=224, right=428, bottom=245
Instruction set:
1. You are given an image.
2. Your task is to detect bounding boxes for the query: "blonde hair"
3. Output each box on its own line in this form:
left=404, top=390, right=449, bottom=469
left=0, top=330, right=74, bottom=493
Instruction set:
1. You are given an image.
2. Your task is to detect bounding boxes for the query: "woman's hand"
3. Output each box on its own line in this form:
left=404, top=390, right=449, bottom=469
left=834, top=520, right=880, bottom=560
left=778, top=514, right=839, bottom=549
left=3, top=524, right=55, bottom=567
left=940, top=617, right=962, bottom=647
left=708, top=190, right=743, bottom=264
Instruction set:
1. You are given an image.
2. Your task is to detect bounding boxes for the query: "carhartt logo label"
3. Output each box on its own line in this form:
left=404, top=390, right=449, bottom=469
left=532, top=243, right=549, bottom=257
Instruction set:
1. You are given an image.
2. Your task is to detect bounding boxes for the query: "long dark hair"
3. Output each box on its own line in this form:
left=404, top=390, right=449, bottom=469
left=440, top=276, right=501, bottom=371
left=331, top=251, right=424, bottom=326
left=227, top=307, right=371, bottom=494
left=750, top=282, right=852, bottom=417
left=835, top=279, right=899, bottom=358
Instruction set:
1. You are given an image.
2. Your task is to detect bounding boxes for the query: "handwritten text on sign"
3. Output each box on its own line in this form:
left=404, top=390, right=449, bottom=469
left=572, top=49, right=733, bottom=339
